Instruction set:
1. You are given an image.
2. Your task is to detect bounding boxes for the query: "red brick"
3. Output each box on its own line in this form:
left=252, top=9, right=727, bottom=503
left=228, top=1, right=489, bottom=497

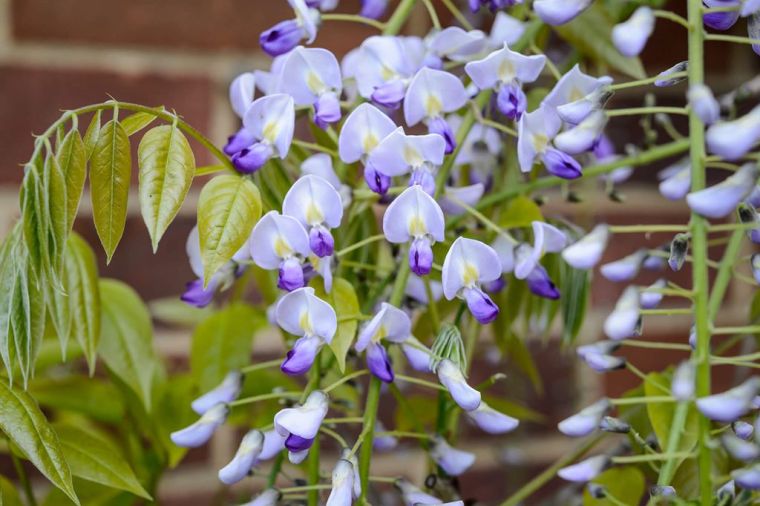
left=11, top=0, right=380, bottom=55
left=0, top=66, right=213, bottom=184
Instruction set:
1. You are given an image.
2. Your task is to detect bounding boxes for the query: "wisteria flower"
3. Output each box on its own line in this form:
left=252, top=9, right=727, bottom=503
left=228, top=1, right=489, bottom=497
left=229, top=72, right=256, bottom=118
left=706, top=105, right=760, bottom=160
left=465, top=43, right=546, bottom=120
left=688, top=83, right=721, bottom=125
left=404, top=67, right=468, bottom=153
left=396, top=479, right=443, bottom=506
left=218, top=429, right=264, bottom=485
left=191, top=371, right=242, bottom=415
left=225, top=94, right=295, bottom=174
left=514, top=221, right=567, bottom=279
left=558, top=398, right=610, bottom=437
left=430, top=435, right=476, bottom=476
left=686, top=163, right=759, bottom=218
left=368, top=127, right=446, bottom=195
left=301, top=153, right=352, bottom=208
left=561, top=224, right=609, bottom=270
left=533, top=0, right=593, bottom=25
left=658, top=158, right=692, bottom=201
left=557, top=455, right=610, bottom=482
left=640, top=278, right=666, bottom=309
left=526, top=265, right=561, bottom=300
left=427, top=27, right=487, bottom=64
left=353, top=36, right=422, bottom=107
left=171, top=403, right=228, bottom=448
left=326, top=459, right=355, bottom=506
left=360, top=0, right=388, bottom=19
left=489, top=11, right=527, bottom=48
left=436, top=359, right=481, bottom=411
left=401, top=336, right=433, bottom=372
left=274, top=390, right=329, bottom=461
left=703, top=0, right=741, bottom=30
left=251, top=211, right=311, bottom=291
left=732, top=463, right=760, bottom=490
left=278, top=46, right=343, bottom=128
left=553, top=110, right=608, bottom=155
left=467, top=402, right=519, bottom=434
left=723, top=433, right=760, bottom=461
left=603, top=286, right=642, bottom=340
left=733, top=420, right=755, bottom=440
left=241, top=489, right=281, bottom=506
left=442, top=237, right=502, bottom=323
left=612, top=7, right=655, bottom=57
left=543, top=65, right=613, bottom=121
left=355, top=302, right=411, bottom=382
left=283, top=174, right=343, bottom=257
left=672, top=361, right=695, bottom=401
left=600, top=249, right=646, bottom=282
left=557, top=87, right=612, bottom=125
left=276, top=287, right=337, bottom=375
left=696, top=377, right=760, bottom=422
left=260, top=0, right=319, bottom=57
left=382, top=185, right=445, bottom=275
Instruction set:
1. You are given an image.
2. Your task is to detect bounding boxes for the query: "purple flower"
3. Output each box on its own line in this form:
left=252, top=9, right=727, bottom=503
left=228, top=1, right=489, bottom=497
left=558, top=87, right=612, bottom=125
left=191, top=371, right=243, bottom=415
left=396, top=479, right=443, bottom=506
left=259, top=0, right=319, bottom=57
left=436, top=359, right=481, bottom=411
left=612, top=7, right=656, bottom=57
left=274, top=390, right=329, bottom=461
left=732, top=463, right=760, bottom=490
left=371, top=79, right=407, bottom=109
left=703, top=0, right=741, bottom=30
left=229, top=72, right=256, bottom=118
left=517, top=105, right=562, bottom=172
left=326, top=459, right=355, bottom=506
left=401, top=337, right=433, bottom=372
left=427, top=27, right=487, bottom=63
left=600, top=249, right=646, bottom=282
left=514, top=222, right=567, bottom=280
left=442, top=237, right=503, bottom=321
left=241, top=489, right=281, bottom=506
left=180, top=278, right=218, bottom=308
left=696, top=377, right=760, bottom=422
left=251, top=211, right=311, bottom=291
left=526, top=265, right=560, bottom=299
left=533, top=0, right=594, bottom=25
left=562, top=224, right=609, bottom=270
left=464, top=287, right=499, bottom=324
left=557, top=455, right=609, bottom=482
left=467, top=402, right=519, bottom=434
left=722, top=433, right=760, bottom=461
left=658, top=159, right=692, bottom=201
left=283, top=174, right=344, bottom=257
left=553, top=111, right=608, bottom=155
left=430, top=435, right=476, bottom=476
left=369, top=127, right=445, bottom=193
left=603, top=286, right=641, bottom=341
left=558, top=399, right=610, bottom=437
left=355, top=302, right=411, bottom=382
left=686, top=163, right=759, bottom=218
left=218, top=430, right=264, bottom=485
left=655, top=61, right=689, bottom=87
left=706, top=105, right=760, bottom=160
left=171, top=403, right=229, bottom=448
left=640, top=278, right=666, bottom=309
left=733, top=420, right=755, bottom=440
left=497, top=83, right=528, bottom=120
left=353, top=36, right=422, bottom=102
left=541, top=148, right=583, bottom=179
left=279, top=47, right=343, bottom=128
left=366, top=342, right=394, bottom=382
left=543, top=65, right=613, bottom=121
left=360, top=0, right=388, bottom=19
left=688, top=84, right=721, bottom=125
left=338, top=103, right=396, bottom=165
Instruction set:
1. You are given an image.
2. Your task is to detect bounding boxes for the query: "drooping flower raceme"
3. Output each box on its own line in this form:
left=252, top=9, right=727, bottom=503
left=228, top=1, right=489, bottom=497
left=355, top=302, right=412, bottom=382
left=367, top=127, right=446, bottom=195
left=465, top=43, right=546, bottom=120
left=276, top=287, right=337, bottom=375
left=404, top=67, right=468, bottom=153
left=251, top=211, right=312, bottom=291
left=382, top=185, right=445, bottom=276
left=259, top=0, right=319, bottom=57
left=224, top=93, right=295, bottom=174
left=442, top=237, right=502, bottom=323
left=274, top=390, right=329, bottom=463
left=278, top=46, right=343, bottom=128
left=283, top=174, right=343, bottom=257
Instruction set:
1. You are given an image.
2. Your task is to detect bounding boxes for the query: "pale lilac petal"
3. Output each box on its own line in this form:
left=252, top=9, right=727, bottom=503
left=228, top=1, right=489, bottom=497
left=283, top=174, right=344, bottom=229
left=492, top=233, right=518, bottom=274
left=230, top=72, right=256, bottom=118
left=383, top=184, right=446, bottom=244
left=404, top=67, right=468, bottom=126
left=397, top=479, right=442, bottom=506
left=542, top=65, right=613, bottom=116
left=558, top=399, right=610, bottom=437
left=241, top=489, right=280, bottom=506
left=442, top=237, right=502, bottom=299
left=171, top=403, right=228, bottom=448
left=557, top=455, right=609, bottom=482
left=600, top=250, right=646, bottom=282
left=534, top=0, right=593, bottom=25
left=218, top=429, right=264, bottom=485
left=562, top=224, right=609, bottom=270
left=464, top=43, right=545, bottom=91
left=439, top=183, right=485, bottom=216
left=437, top=359, right=481, bottom=411
left=301, top=153, right=341, bottom=189
left=640, top=278, right=666, bottom=309
left=404, top=276, right=443, bottom=305
left=489, top=12, right=526, bottom=47
left=243, top=93, right=295, bottom=158
left=722, top=433, right=760, bottom=461
left=733, top=420, right=754, bottom=440
left=401, top=337, right=432, bottom=372
left=658, top=161, right=692, bottom=201
left=583, top=352, right=626, bottom=373
left=688, top=84, right=720, bottom=125
left=696, top=378, right=760, bottom=422
left=603, top=286, right=641, bottom=340
left=278, top=46, right=342, bottom=105
left=612, top=7, right=655, bottom=57
left=275, top=286, right=337, bottom=341
left=553, top=110, right=608, bottom=155
left=274, top=390, right=329, bottom=440
left=192, top=371, right=243, bottom=415
left=431, top=436, right=476, bottom=476
left=251, top=211, right=311, bottom=269
left=732, top=463, right=760, bottom=490
left=706, top=105, right=760, bottom=160
left=355, top=302, right=411, bottom=351
left=467, top=402, right=519, bottom=434
left=686, top=163, right=759, bottom=218
left=517, top=105, right=562, bottom=172
left=428, top=27, right=487, bottom=62
left=326, top=459, right=354, bottom=506
left=338, top=102, right=396, bottom=163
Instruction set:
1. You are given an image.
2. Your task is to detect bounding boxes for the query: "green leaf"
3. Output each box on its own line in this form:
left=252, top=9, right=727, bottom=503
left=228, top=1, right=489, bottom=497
left=149, top=296, right=215, bottom=327
left=83, top=111, right=101, bottom=161
left=0, top=226, right=21, bottom=375
left=9, top=255, right=46, bottom=386
left=64, top=234, right=101, bottom=374
left=56, top=129, right=87, bottom=230
left=554, top=4, right=646, bottom=79
left=43, top=153, right=69, bottom=277
left=30, top=376, right=124, bottom=423
left=645, top=371, right=699, bottom=473
left=312, top=278, right=359, bottom=373
left=21, top=163, right=48, bottom=277
left=495, top=327, right=543, bottom=394
left=0, top=381, right=78, bottom=504
left=498, top=196, right=543, bottom=229
left=54, top=423, right=151, bottom=499
left=138, top=124, right=195, bottom=251
left=0, top=475, right=24, bottom=506
left=583, top=466, right=645, bottom=505
left=197, top=175, right=261, bottom=285
left=121, top=109, right=161, bottom=136
left=190, top=303, right=265, bottom=391
left=98, top=279, right=158, bottom=412
left=560, top=259, right=589, bottom=346
left=90, top=120, right=131, bottom=262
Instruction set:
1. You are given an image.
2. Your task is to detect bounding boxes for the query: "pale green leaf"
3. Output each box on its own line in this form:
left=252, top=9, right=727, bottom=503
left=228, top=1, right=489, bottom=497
left=190, top=303, right=265, bottom=391
left=583, top=466, right=645, bottom=505
left=498, top=196, right=543, bottom=229
left=30, top=376, right=124, bottom=423
left=83, top=111, right=101, bottom=161
left=54, top=423, right=151, bottom=499
left=90, top=120, right=131, bottom=262
left=98, top=279, right=158, bottom=412
left=138, top=124, right=195, bottom=251
left=198, top=175, right=261, bottom=285
left=0, top=226, right=21, bottom=375
left=20, top=163, right=48, bottom=277
left=65, top=233, right=101, bottom=374
left=312, top=278, right=358, bottom=373
left=554, top=4, right=646, bottom=79
left=0, top=381, right=78, bottom=504
left=56, top=129, right=86, bottom=230
left=560, top=259, right=589, bottom=346
left=9, top=255, right=46, bottom=387
left=121, top=110, right=161, bottom=136
left=0, top=475, right=24, bottom=506
left=149, top=296, right=215, bottom=327
left=43, top=153, right=69, bottom=277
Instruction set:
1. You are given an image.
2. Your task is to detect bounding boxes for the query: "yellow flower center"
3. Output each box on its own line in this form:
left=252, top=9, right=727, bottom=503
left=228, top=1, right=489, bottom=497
left=363, top=132, right=379, bottom=154
left=461, top=262, right=479, bottom=287
left=498, top=59, right=516, bottom=83
left=305, top=201, right=324, bottom=225
left=372, top=324, right=387, bottom=343
left=262, top=121, right=280, bottom=144
left=306, top=71, right=326, bottom=95
left=299, top=311, right=314, bottom=335
left=425, top=93, right=443, bottom=117
left=274, top=235, right=293, bottom=258
left=403, top=144, right=424, bottom=167
left=408, top=214, right=427, bottom=237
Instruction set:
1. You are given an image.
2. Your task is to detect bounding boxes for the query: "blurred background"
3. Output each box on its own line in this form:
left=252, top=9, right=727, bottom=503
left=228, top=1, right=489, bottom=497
left=1, top=0, right=759, bottom=504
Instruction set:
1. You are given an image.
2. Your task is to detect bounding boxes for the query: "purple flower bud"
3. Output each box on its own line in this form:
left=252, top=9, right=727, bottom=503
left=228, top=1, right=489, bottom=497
left=360, top=0, right=388, bottom=19
left=658, top=159, right=691, bottom=201
left=401, top=337, right=433, bottom=372
left=309, top=226, right=335, bottom=257
left=463, top=286, right=499, bottom=324
left=718, top=480, right=736, bottom=499
left=686, top=163, right=759, bottom=218
left=497, top=82, right=527, bottom=121
left=232, top=142, right=274, bottom=174
left=650, top=486, right=677, bottom=497
left=577, top=340, right=620, bottom=359
left=282, top=335, right=323, bottom=375
left=542, top=148, right=582, bottom=179
left=750, top=12, right=760, bottom=56
left=467, top=402, right=519, bottom=434
left=409, top=168, right=436, bottom=196
left=364, top=163, right=391, bottom=195
left=603, top=286, right=641, bottom=341
left=371, top=80, right=406, bottom=109
left=706, top=105, right=760, bottom=160
left=373, top=421, right=398, bottom=451
left=554, top=111, right=608, bottom=155
left=533, top=0, right=593, bottom=25
left=431, top=436, right=476, bottom=476
left=192, top=371, right=243, bottom=415
left=260, top=19, right=303, bottom=57
left=171, top=403, right=229, bottom=448
left=703, top=0, right=740, bottom=30
left=526, top=265, right=560, bottom=299
left=732, top=463, right=760, bottom=490
left=218, top=429, right=264, bottom=485
left=285, top=434, right=315, bottom=452
left=558, top=455, right=609, bottom=483
left=181, top=278, right=218, bottom=308
left=668, top=233, right=689, bottom=272
left=437, top=359, right=481, bottom=411
left=366, top=342, right=394, bottom=383
left=428, top=116, right=457, bottom=154
left=584, top=352, right=626, bottom=373
left=558, top=399, right=610, bottom=437
left=733, top=420, right=755, bottom=440
left=224, top=127, right=257, bottom=156
left=697, top=377, right=760, bottom=422
left=278, top=257, right=306, bottom=292
left=600, top=249, right=645, bottom=282
left=655, top=61, right=689, bottom=87
left=314, top=92, right=342, bottom=129
left=612, top=7, right=655, bottom=57
left=639, top=279, right=665, bottom=309
left=408, top=237, right=434, bottom=276
left=671, top=361, right=695, bottom=401
left=722, top=433, right=760, bottom=461
left=688, top=84, right=720, bottom=125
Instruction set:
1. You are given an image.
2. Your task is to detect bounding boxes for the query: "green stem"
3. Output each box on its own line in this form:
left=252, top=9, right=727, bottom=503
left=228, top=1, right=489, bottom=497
left=685, top=2, right=713, bottom=503
left=607, top=106, right=688, bottom=117
left=652, top=9, right=691, bottom=29
left=655, top=402, right=690, bottom=487
left=609, top=72, right=688, bottom=91
left=227, top=391, right=301, bottom=407
left=323, top=369, right=369, bottom=393
left=335, top=234, right=386, bottom=257
left=307, top=359, right=322, bottom=506
left=704, top=33, right=760, bottom=45
left=321, top=13, right=386, bottom=30
left=240, top=358, right=282, bottom=374
left=395, top=373, right=447, bottom=391
left=382, top=0, right=417, bottom=35
left=440, top=0, right=474, bottom=30
left=614, top=451, right=695, bottom=464
left=420, top=0, right=441, bottom=29
left=358, top=377, right=381, bottom=505
left=707, top=229, right=745, bottom=320
left=610, top=395, right=675, bottom=406
left=267, top=452, right=284, bottom=488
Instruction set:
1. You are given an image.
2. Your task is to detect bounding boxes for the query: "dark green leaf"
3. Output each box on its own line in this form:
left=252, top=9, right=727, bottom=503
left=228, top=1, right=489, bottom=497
left=20, top=163, right=48, bottom=278
left=90, top=120, right=131, bottom=262
left=0, top=381, right=78, bottom=504
left=560, top=260, right=589, bottom=345
left=30, top=376, right=124, bottom=423
left=54, top=423, right=151, bottom=499
left=0, top=226, right=21, bottom=375
left=190, top=302, right=265, bottom=391
left=98, top=279, right=158, bottom=412
left=498, top=196, right=543, bottom=229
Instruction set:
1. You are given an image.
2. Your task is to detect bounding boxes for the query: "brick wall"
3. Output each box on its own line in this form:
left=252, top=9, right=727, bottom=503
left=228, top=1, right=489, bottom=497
left=0, top=0, right=757, bottom=504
